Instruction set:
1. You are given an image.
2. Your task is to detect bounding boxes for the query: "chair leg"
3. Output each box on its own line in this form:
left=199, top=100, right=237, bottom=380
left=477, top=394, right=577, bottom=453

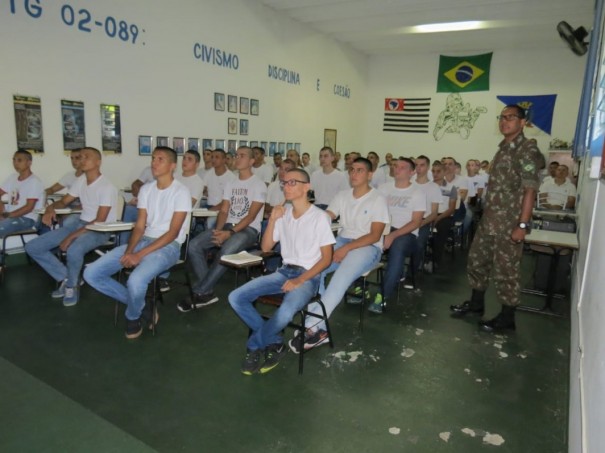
left=359, top=277, right=367, bottom=331
left=297, top=310, right=305, bottom=375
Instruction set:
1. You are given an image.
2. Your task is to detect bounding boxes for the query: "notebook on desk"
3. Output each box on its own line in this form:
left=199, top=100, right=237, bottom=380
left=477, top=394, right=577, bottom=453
left=220, top=251, right=263, bottom=265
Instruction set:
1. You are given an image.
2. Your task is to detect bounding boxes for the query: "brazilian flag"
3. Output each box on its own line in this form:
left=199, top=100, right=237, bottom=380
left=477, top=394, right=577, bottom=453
left=437, top=52, right=492, bottom=93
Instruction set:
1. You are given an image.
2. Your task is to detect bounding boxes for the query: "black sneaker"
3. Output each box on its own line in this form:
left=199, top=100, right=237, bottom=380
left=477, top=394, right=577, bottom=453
left=241, top=349, right=263, bottom=375
left=304, top=329, right=330, bottom=350
left=260, top=343, right=287, bottom=374
left=177, top=293, right=219, bottom=313
left=125, top=318, right=143, bottom=339
left=288, top=330, right=307, bottom=354
left=159, top=278, right=171, bottom=293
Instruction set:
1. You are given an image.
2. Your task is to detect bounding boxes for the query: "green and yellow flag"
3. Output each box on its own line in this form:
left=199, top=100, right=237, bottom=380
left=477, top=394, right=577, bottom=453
left=437, top=52, right=492, bottom=92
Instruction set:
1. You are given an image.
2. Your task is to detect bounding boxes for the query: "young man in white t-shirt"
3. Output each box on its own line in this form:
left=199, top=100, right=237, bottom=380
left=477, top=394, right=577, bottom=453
left=265, top=159, right=295, bottom=218
left=204, top=149, right=236, bottom=230
left=251, top=147, right=274, bottom=184
left=290, top=157, right=389, bottom=352
left=431, top=161, right=457, bottom=268
left=372, top=157, right=425, bottom=313
left=25, top=147, right=118, bottom=307
left=463, top=159, right=486, bottom=239
left=301, top=152, right=317, bottom=175
left=0, top=150, right=45, bottom=254
left=229, top=168, right=335, bottom=374
left=179, top=146, right=267, bottom=311
left=197, top=149, right=213, bottom=179
left=45, top=148, right=83, bottom=195
left=84, top=147, right=191, bottom=339
left=538, top=164, right=576, bottom=210
left=310, top=146, right=349, bottom=210
left=176, top=149, right=205, bottom=207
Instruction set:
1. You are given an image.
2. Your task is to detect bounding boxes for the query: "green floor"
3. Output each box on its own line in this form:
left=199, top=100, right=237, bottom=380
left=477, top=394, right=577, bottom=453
left=0, top=251, right=569, bottom=452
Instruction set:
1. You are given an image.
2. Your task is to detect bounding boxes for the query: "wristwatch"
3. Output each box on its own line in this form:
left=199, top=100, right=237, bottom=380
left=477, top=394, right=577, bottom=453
left=517, top=222, right=530, bottom=231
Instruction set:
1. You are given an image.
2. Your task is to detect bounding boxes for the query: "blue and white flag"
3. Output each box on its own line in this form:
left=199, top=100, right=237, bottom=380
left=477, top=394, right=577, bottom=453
left=496, top=94, right=557, bottom=135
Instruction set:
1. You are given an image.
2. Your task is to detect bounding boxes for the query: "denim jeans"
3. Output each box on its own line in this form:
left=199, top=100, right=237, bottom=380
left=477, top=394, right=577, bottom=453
left=118, top=204, right=138, bottom=244
left=0, top=216, right=37, bottom=239
left=228, top=265, right=320, bottom=350
left=25, top=215, right=110, bottom=287
left=383, top=231, right=417, bottom=300
left=410, top=224, right=431, bottom=273
left=188, top=225, right=258, bottom=295
left=305, top=235, right=382, bottom=331
left=83, top=238, right=180, bottom=320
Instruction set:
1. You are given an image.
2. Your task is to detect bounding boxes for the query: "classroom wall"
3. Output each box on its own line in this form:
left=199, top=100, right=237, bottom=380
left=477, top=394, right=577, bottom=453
left=0, top=0, right=368, bottom=188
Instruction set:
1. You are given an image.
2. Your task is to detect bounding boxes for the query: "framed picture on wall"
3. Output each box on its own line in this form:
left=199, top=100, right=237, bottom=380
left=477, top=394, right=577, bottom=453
left=228, top=95, right=237, bottom=113
left=214, top=93, right=225, bottom=111
left=260, top=141, right=268, bottom=150
left=250, top=99, right=259, bottom=116
left=215, top=139, right=225, bottom=150
left=188, top=137, right=199, bottom=151
left=286, top=142, right=293, bottom=149
left=227, top=139, right=237, bottom=153
left=157, top=136, right=169, bottom=147
left=240, top=97, right=249, bottom=114
left=239, top=140, right=248, bottom=147
left=202, top=138, right=213, bottom=150
left=295, top=143, right=301, bottom=153
left=228, top=118, right=237, bottom=135
left=240, top=119, right=249, bottom=135
left=324, top=128, right=337, bottom=151
left=173, top=137, right=185, bottom=154
left=269, top=142, right=277, bottom=156
left=278, top=142, right=285, bottom=153
left=138, top=135, right=152, bottom=156
left=250, top=141, right=258, bottom=147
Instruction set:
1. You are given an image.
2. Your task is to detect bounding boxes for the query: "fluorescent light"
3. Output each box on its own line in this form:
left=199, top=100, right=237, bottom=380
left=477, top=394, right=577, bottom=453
left=414, top=21, right=483, bottom=33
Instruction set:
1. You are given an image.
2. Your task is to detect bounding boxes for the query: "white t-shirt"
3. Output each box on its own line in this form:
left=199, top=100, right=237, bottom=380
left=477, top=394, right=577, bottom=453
left=205, top=168, right=236, bottom=207
left=539, top=179, right=577, bottom=207
left=378, top=182, right=426, bottom=235
left=328, top=188, right=390, bottom=250
left=371, top=165, right=393, bottom=188
left=453, top=175, right=474, bottom=198
left=138, top=179, right=191, bottom=244
left=68, top=174, right=118, bottom=223
left=58, top=171, right=79, bottom=191
left=137, top=166, right=155, bottom=184
left=0, top=173, right=44, bottom=221
left=411, top=172, right=433, bottom=183
left=273, top=204, right=335, bottom=270
left=310, top=169, right=350, bottom=205
left=251, top=164, right=274, bottom=184
left=303, top=164, right=317, bottom=175
left=413, top=181, right=442, bottom=218
left=197, top=166, right=213, bottom=180
left=437, top=180, right=458, bottom=214
left=467, top=174, right=486, bottom=201
left=176, top=173, right=205, bottom=207
left=266, top=180, right=285, bottom=207
left=223, top=174, right=267, bottom=232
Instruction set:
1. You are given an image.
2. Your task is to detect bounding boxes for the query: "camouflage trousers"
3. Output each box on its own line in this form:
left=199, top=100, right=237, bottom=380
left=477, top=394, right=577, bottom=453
left=467, top=222, right=524, bottom=307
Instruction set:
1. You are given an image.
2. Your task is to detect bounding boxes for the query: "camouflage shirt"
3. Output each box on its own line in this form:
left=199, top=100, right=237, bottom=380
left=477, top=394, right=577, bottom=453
left=482, top=132, right=542, bottom=235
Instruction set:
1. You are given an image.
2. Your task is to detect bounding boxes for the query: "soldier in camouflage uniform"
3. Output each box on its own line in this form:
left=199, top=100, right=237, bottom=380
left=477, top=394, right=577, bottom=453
left=450, top=105, right=543, bottom=332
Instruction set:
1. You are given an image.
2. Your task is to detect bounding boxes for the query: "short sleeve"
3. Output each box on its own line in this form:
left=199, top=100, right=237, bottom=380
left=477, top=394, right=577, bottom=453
left=518, top=141, right=542, bottom=191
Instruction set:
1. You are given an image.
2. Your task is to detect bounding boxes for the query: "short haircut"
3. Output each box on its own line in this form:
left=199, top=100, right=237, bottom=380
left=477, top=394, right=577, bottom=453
left=416, top=155, right=431, bottom=165
left=353, top=157, right=372, bottom=171
left=367, top=151, right=379, bottom=159
left=432, top=161, right=444, bottom=169
left=82, top=147, right=102, bottom=160
left=320, top=146, right=334, bottom=156
left=302, top=152, right=310, bottom=158
left=185, top=149, right=201, bottom=162
left=286, top=168, right=310, bottom=183
left=281, top=158, right=296, bottom=170
left=504, top=104, right=527, bottom=119
left=455, top=162, right=461, bottom=169
left=213, top=148, right=226, bottom=156
left=238, top=146, right=254, bottom=159
left=70, top=148, right=82, bottom=153
left=550, top=161, right=559, bottom=166
left=14, top=149, right=33, bottom=161
left=154, top=146, right=177, bottom=163
left=481, top=160, right=489, bottom=165
left=253, top=146, right=266, bottom=155
left=274, top=152, right=282, bottom=157
left=396, top=156, right=416, bottom=170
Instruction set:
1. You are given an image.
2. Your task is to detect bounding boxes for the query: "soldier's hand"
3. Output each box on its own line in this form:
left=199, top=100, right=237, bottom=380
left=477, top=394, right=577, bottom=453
left=510, top=227, right=526, bottom=244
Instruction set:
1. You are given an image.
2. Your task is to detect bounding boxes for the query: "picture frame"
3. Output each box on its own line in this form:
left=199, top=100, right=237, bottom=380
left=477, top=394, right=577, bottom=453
left=250, top=141, right=258, bottom=148
left=227, top=139, right=237, bottom=153
left=278, top=142, right=285, bottom=153
left=215, top=139, right=225, bottom=150
left=138, top=135, right=152, bottom=156
left=250, top=99, right=259, bottom=116
left=286, top=142, right=293, bottom=150
left=295, top=143, right=301, bottom=153
left=188, top=137, right=199, bottom=151
left=240, top=119, right=249, bottom=136
left=157, top=136, right=169, bottom=147
left=269, top=142, right=277, bottom=156
left=239, top=140, right=248, bottom=147
left=214, top=93, right=225, bottom=112
left=260, top=141, right=268, bottom=150
left=240, top=97, right=249, bottom=114
left=173, top=137, right=185, bottom=155
left=228, top=95, right=237, bottom=113
left=202, top=138, right=213, bottom=150
left=228, top=118, right=237, bottom=135
left=324, top=128, right=337, bottom=152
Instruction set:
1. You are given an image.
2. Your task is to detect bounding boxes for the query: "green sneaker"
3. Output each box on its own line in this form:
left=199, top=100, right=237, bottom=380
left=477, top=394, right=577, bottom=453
left=348, top=286, right=369, bottom=305
left=259, top=343, right=287, bottom=374
left=241, top=349, right=263, bottom=375
left=368, top=293, right=384, bottom=314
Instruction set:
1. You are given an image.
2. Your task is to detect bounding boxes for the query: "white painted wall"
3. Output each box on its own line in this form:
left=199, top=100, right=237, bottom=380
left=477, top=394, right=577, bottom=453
left=363, top=48, right=585, bottom=165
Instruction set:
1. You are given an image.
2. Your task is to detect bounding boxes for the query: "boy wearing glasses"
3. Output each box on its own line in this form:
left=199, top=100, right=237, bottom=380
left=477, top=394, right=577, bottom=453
left=451, top=104, right=543, bottom=332
left=228, top=169, right=335, bottom=374
left=290, top=157, right=389, bottom=352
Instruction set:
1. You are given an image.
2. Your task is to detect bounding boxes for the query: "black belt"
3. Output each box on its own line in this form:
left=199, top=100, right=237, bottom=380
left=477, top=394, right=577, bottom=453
left=283, top=264, right=306, bottom=272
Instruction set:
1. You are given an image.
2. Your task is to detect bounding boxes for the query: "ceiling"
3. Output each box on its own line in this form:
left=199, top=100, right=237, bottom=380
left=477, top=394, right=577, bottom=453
left=258, top=0, right=596, bottom=55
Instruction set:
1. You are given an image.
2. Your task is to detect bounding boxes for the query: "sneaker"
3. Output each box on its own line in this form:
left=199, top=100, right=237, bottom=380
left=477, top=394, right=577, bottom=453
left=368, top=293, right=384, bottom=314
left=51, top=280, right=67, bottom=298
left=125, top=318, right=143, bottom=339
left=259, top=343, right=288, bottom=374
left=63, top=286, right=79, bottom=307
left=142, top=302, right=160, bottom=330
left=241, top=349, right=263, bottom=375
left=304, top=329, right=330, bottom=350
left=177, top=293, right=219, bottom=313
left=347, top=286, right=369, bottom=305
left=288, top=330, right=307, bottom=354
left=158, top=278, right=171, bottom=293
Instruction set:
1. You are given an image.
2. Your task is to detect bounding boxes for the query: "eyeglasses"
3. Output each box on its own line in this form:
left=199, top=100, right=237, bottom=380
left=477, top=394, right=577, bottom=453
left=497, top=114, right=521, bottom=121
left=279, top=179, right=307, bottom=189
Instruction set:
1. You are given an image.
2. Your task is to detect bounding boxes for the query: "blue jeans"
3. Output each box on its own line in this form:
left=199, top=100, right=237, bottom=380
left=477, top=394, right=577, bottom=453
left=83, top=238, right=180, bottom=320
left=188, top=225, right=258, bottom=295
left=25, top=216, right=110, bottom=287
left=0, top=216, right=37, bottom=240
left=118, top=204, right=138, bottom=244
left=305, top=236, right=382, bottom=331
left=411, top=224, right=431, bottom=273
left=228, top=265, right=320, bottom=350
left=383, top=231, right=417, bottom=300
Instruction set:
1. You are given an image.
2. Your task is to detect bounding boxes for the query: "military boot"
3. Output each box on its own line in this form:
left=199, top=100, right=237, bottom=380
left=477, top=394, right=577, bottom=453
left=450, top=289, right=485, bottom=317
left=478, top=305, right=516, bottom=333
